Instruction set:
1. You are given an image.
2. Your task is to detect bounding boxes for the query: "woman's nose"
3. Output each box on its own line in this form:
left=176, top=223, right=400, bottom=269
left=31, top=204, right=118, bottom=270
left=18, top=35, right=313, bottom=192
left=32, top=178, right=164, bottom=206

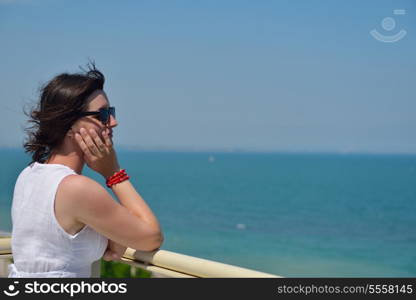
left=108, top=115, right=118, bottom=128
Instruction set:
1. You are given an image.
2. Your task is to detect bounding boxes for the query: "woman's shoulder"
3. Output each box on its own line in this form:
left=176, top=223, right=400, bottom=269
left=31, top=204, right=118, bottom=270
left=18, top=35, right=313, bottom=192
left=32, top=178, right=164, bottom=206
left=59, top=174, right=102, bottom=192
left=58, top=174, right=110, bottom=206
left=56, top=174, right=108, bottom=217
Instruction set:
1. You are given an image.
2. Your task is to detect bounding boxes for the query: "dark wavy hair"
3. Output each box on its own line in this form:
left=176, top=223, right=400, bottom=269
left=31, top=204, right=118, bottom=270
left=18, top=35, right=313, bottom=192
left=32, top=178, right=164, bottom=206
left=23, top=62, right=105, bottom=165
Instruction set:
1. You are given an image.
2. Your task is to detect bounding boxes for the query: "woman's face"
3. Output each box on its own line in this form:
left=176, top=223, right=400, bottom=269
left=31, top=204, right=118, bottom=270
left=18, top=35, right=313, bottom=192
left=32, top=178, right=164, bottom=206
left=70, top=89, right=118, bottom=141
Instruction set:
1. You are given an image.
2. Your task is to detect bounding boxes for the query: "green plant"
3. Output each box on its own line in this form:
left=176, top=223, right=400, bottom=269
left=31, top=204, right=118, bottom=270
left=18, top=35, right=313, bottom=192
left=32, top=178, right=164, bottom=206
left=100, top=259, right=152, bottom=278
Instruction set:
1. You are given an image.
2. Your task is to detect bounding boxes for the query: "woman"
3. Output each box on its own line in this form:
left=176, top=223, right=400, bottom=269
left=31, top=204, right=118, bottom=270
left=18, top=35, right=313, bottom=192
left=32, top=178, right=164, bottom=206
left=8, top=63, right=163, bottom=277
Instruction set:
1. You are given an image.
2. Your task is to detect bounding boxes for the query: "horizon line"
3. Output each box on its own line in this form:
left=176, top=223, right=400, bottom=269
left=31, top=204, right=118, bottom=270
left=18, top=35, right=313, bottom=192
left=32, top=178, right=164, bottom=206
left=0, top=145, right=415, bottom=156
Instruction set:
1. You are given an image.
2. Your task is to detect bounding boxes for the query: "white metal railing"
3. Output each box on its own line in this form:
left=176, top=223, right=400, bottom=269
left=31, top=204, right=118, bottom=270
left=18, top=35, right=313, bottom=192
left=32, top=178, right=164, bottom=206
left=0, top=237, right=280, bottom=278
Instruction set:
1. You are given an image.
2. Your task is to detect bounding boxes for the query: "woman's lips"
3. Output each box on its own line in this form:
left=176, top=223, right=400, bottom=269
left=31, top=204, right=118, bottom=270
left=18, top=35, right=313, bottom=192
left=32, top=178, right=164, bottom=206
left=104, top=130, right=112, bottom=138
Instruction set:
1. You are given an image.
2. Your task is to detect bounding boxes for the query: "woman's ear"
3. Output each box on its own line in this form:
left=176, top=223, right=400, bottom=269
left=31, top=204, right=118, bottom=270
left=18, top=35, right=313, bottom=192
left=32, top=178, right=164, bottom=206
left=67, top=127, right=74, bottom=139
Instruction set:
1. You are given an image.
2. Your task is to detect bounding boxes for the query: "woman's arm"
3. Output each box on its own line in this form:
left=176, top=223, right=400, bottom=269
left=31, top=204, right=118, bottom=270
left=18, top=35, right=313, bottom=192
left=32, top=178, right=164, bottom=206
left=74, top=128, right=164, bottom=250
left=103, top=239, right=127, bottom=261
left=76, top=128, right=163, bottom=237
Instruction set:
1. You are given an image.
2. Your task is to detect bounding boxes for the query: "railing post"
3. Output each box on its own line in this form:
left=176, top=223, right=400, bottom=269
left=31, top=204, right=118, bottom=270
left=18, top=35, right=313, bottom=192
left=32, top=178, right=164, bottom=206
left=0, top=255, right=12, bottom=277
left=90, top=260, right=101, bottom=278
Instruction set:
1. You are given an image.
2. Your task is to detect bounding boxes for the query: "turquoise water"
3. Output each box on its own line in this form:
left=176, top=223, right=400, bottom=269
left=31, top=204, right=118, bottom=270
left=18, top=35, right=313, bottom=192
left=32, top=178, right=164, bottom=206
left=1, top=148, right=415, bottom=277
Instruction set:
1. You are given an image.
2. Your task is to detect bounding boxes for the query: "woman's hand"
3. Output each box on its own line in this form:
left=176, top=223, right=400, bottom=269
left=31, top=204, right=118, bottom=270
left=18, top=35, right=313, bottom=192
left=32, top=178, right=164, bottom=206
left=74, top=127, right=120, bottom=178
left=103, top=239, right=127, bottom=262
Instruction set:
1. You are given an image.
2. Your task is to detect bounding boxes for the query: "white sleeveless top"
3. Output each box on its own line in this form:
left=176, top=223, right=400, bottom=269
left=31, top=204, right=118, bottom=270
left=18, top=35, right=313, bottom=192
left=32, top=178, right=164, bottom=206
left=8, top=162, right=108, bottom=278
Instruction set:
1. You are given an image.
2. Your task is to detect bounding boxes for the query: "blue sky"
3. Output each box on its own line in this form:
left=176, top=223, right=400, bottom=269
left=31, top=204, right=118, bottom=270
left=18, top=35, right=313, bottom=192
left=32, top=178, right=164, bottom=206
left=0, top=0, right=415, bottom=153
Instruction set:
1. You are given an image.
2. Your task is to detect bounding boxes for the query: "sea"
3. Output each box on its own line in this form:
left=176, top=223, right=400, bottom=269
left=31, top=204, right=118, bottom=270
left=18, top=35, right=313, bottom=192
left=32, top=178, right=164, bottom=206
left=0, top=148, right=415, bottom=277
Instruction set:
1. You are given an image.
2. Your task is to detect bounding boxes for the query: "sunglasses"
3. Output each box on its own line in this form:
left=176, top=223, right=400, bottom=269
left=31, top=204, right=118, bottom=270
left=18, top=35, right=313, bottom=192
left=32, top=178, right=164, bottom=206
left=79, top=107, right=115, bottom=125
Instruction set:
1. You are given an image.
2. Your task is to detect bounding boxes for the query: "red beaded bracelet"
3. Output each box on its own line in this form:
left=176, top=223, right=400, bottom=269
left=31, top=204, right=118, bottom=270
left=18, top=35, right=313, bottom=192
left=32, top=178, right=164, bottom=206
left=106, top=169, right=125, bottom=181
left=106, top=169, right=127, bottom=182
left=106, top=169, right=130, bottom=188
left=108, top=175, right=130, bottom=187
left=106, top=174, right=130, bottom=188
